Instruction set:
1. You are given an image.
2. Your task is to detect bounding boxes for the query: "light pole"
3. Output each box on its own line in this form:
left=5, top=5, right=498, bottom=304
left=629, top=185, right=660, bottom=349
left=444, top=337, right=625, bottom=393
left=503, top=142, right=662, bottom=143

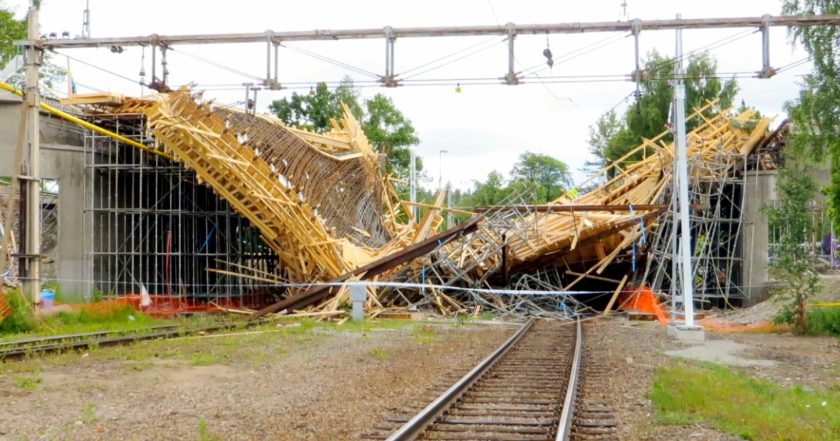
left=438, top=150, right=448, bottom=191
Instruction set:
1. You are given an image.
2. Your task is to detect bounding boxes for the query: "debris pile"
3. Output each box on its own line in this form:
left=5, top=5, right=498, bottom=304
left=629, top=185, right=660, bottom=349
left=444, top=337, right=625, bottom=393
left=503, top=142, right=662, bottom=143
left=72, top=90, right=773, bottom=318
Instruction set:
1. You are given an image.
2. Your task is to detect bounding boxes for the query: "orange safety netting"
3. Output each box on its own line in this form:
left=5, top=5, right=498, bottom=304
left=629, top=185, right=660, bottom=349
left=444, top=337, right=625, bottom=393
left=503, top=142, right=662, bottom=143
left=117, top=294, right=265, bottom=318
left=0, top=291, right=10, bottom=322
left=697, top=317, right=776, bottom=333
left=61, top=294, right=268, bottom=319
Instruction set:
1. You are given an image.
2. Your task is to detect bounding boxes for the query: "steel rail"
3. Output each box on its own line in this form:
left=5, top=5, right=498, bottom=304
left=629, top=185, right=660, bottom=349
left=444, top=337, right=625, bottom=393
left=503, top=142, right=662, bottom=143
left=556, top=318, right=584, bottom=441
left=0, top=321, right=254, bottom=360
left=0, top=324, right=180, bottom=348
left=385, top=318, right=535, bottom=441
left=17, top=15, right=840, bottom=49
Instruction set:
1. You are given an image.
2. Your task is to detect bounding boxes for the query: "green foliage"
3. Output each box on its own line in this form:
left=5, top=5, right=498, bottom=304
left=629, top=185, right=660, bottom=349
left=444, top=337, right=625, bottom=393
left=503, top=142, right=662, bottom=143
left=782, top=0, right=840, bottom=231
left=650, top=361, right=840, bottom=440
left=458, top=151, right=573, bottom=210
left=0, top=5, right=66, bottom=89
left=806, top=307, right=840, bottom=337
left=584, top=109, right=623, bottom=174
left=467, top=170, right=507, bottom=207
left=509, top=151, right=572, bottom=203
left=269, top=80, right=360, bottom=132
left=363, top=94, right=420, bottom=179
left=269, top=77, right=419, bottom=179
left=0, top=6, right=25, bottom=65
left=588, top=52, right=738, bottom=170
left=0, top=289, right=36, bottom=333
left=764, top=157, right=820, bottom=329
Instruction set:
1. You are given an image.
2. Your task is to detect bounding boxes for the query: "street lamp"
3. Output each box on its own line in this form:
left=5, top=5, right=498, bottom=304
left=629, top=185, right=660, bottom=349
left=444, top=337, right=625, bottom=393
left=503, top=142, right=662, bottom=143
left=438, top=149, right=448, bottom=191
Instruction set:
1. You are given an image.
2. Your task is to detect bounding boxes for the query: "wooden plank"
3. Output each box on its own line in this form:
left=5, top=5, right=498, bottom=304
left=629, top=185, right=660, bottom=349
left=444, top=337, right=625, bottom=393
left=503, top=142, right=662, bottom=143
left=603, top=274, right=629, bottom=316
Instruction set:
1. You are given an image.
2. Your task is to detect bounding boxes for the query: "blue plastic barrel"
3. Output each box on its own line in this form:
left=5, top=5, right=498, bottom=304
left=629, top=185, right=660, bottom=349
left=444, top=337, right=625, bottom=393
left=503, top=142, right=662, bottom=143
left=41, top=289, right=56, bottom=308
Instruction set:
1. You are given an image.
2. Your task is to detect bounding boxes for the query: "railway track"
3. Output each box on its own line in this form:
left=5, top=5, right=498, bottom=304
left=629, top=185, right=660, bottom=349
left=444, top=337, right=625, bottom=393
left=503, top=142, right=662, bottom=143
left=0, top=321, right=251, bottom=360
left=367, top=318, right=584, bottom=441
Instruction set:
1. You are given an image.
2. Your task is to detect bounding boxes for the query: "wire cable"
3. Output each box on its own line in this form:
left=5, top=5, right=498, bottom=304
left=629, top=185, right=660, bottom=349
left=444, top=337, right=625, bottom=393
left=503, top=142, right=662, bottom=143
left=399, top=36, right=504, bottom=78
left=171, top=46, right=263, bottom=81
left=281, top=43, right=380, bottom=79
left=55, top=50, right=139, bottom=86
left=402, top=37, right=506, bottom=80
left=521, top=33, right=628, bottom=76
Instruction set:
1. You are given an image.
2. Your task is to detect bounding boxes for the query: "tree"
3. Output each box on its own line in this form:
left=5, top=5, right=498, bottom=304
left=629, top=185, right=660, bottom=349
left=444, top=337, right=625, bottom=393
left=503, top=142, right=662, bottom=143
left=584, top=109, right=623, bottom=176
left=764, top=162, right=820, bottom=330
left=0, top=4, right=65, bottom=90
left=467, top=171, right=507, bottom=207
left=782, top=0, right=840, bottom=232
left=268, top=80, right=360, bottom=132
left=593, top=52, right=739, bottom=167
left=0, top=6, right=25, bottom=66
left=510, top=152, right=572, bottom=203
left=269, top=77, right=419, bottom=179
left=363, top=94, right=419, bottom=179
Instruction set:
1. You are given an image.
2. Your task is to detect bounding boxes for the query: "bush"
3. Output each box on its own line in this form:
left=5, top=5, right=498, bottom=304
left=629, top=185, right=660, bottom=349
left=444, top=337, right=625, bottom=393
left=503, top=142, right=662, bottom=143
left=806, top=307, right=840, bottom=337
left=0, top=289, right=36, bottom=333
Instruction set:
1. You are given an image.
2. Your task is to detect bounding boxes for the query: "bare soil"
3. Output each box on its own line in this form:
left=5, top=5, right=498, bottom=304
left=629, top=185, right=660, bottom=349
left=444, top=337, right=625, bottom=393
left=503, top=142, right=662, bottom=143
left=0, top=321, right=514, bottom=441
left=3, top=315, right=837, bottom=441
left=585, top=317, right=840, bottom=440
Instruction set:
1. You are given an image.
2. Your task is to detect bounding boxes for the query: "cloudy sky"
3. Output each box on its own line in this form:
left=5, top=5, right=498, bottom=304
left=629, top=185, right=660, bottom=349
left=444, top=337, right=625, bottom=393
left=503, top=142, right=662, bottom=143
left=5, top=0, right=811, bottom=190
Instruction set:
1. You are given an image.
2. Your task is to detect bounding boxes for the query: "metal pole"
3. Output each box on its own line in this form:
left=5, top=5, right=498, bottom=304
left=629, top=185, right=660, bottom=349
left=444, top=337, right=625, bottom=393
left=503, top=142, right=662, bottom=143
left=81, top=0, right=90, bottom=38
left=759, top=14, right=774, bottom=78
left=504, top=22, right=518, bottom=85
left=25, top=15, right=840, bottom=49
left=447, top=182, right=454, bottom=228
left=632, top=19, right=642, bottom=105
left=273, top=42, right=279, bottom=82
left=23, top=5, right=42, bottom=307
left=410, top=151, right=417, bottom=220
left=674, top=13, right=695, bottom=328
left=438, top=150, right=447, bottom=191
left=265, top=35, right=272, bottom=82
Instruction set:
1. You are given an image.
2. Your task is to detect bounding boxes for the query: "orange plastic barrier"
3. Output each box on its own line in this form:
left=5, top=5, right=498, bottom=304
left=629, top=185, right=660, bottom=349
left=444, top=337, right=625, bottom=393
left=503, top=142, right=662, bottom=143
left=617, top=286, right=670, bottom=325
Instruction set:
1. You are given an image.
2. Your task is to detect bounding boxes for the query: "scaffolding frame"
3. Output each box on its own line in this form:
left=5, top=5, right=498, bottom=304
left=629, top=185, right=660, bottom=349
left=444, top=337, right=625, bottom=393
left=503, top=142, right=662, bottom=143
left=81, top=114, right=278, bottom=303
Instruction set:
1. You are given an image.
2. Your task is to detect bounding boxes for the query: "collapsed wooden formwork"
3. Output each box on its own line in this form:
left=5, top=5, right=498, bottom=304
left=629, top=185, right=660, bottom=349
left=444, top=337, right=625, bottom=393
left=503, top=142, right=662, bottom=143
left=72, top=89, right=774, bottom=317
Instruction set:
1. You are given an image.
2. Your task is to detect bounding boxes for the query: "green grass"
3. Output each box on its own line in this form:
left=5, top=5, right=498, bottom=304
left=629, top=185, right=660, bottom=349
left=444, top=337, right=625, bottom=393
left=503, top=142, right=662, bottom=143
left=806, top=307, right=840, bottom=337
left=197, top=418, right=221, bottom=441
left=337, top=318, right=413, bottom=333
left=13, top=374, right=42, bottom=391
left=368, top=347, right=389, bottom=361
left=650, top=361, right=840, bottom=440
left=412, top=324, right=439, bottom=345
left=190, top=352, right=222, bottom=366
left=80, top=403, right=97, bottom=425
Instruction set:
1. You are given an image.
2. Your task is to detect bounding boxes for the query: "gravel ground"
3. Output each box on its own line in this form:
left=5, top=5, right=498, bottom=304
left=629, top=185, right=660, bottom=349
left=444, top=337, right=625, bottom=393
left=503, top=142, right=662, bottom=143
left=582, top=320, right=740, bottom=441
left=586, top=317, right=840, bottom=440
left=3, top=316, right=837, bottom=441
left=0, top=321, right=514, bottom=441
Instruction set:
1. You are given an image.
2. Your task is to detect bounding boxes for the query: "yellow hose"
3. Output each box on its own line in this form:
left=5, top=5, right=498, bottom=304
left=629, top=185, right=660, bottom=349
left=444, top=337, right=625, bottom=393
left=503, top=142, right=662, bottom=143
left=0, top=81, right=174, bottom=160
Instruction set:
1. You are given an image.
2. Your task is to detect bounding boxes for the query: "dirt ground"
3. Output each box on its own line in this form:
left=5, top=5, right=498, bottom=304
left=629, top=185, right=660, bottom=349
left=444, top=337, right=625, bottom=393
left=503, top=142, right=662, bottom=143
left=585, top=317, right=840, bottom=441
left=2, top=311, right=838, bottom=441
left=0, top=320, right=514, bottom=441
